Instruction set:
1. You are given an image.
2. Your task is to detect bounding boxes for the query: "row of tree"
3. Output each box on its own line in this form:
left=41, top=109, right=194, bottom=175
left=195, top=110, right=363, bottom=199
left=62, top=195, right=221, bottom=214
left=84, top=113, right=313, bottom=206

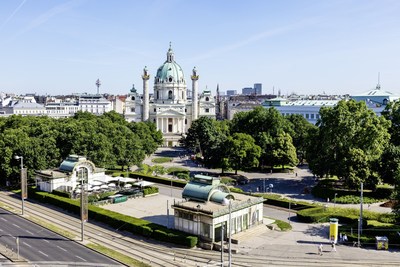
left=181, top=99, right=400, bottom=195
left=0, top=111, right=163, bottom=186
left=180, top=106, right=315, bottom=174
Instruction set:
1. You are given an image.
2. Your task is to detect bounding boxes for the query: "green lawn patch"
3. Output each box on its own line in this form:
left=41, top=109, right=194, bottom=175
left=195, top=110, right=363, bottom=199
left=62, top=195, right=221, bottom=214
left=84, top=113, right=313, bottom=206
left=87, top=243, right=150, bottom=267
left=151, top=157, right=172, bottom=164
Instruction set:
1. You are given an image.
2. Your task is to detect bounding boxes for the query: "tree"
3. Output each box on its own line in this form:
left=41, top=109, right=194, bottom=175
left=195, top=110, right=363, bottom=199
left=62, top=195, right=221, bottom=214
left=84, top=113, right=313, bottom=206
left=259, top=131, right=298, bottom=169
left=225, top=133, right=261, bottom=174
left=180, top=117, right=228, bottom=168
left=0, top=111, right=163, bottom=186
left=285, top=114, right=317, bottom=163
left=382, top=101, right=400, bottom=146
left=230, top=106, right=292, bottom=145
left=307, top=100, right=390, bottom=188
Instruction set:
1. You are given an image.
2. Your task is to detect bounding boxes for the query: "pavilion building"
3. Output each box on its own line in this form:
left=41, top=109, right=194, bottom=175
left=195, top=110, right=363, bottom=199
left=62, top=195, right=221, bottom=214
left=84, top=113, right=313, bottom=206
left=172, top=175, right=264, bottom=245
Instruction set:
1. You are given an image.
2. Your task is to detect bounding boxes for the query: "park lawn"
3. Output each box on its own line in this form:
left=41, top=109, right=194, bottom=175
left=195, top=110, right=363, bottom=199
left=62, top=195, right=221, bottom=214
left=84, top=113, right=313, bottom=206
left=151, top=157, right=172, bottom=164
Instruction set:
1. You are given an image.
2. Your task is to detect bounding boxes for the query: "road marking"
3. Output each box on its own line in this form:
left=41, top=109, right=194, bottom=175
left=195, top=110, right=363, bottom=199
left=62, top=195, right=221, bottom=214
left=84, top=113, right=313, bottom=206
left=38, top=251, right=48, bottom=257
left=12, top=223, right=21, bottom=228
left=41, top=239, right=50, bottom=243
left=0, top=228, right=3, bottom=232
left=1, top=218, right=7, bottom=222
left=25, top=230, right=34, bottom=235
left=57, top=245, right=67, bottom=252
left=75, top=255, right=87, bottom=261
left=23, top=242, right=32, bottom=248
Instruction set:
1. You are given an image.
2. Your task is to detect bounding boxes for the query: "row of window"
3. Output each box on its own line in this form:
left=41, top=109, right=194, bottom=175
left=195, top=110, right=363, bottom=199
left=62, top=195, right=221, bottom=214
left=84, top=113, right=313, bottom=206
left=282, top=112, right=320, bottom=120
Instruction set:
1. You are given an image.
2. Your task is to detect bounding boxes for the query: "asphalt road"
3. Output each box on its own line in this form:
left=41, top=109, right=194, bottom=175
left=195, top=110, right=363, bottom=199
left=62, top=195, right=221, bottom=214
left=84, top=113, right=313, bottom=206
left=0, top=207, right=121, bottom=266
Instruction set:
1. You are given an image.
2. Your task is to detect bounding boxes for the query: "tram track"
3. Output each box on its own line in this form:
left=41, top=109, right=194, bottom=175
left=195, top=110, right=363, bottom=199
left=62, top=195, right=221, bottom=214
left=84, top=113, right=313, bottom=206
left=0, top=191, right=192, bottom=267
left=1, top=191, right=399, bottom=267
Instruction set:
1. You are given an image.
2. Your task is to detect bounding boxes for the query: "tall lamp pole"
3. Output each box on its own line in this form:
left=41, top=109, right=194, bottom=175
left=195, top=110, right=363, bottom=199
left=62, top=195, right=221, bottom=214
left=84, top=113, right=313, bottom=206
left=14, top=155, right=25, bottom=215
left=334, top=193, right=337, bottom=208
left=228, top=200, right=232, bottom=267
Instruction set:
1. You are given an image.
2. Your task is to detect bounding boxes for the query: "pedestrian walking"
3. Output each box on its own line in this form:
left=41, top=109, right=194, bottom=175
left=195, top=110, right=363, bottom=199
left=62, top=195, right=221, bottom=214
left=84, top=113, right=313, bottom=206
left=318, top=243, right=323, bottom=255
left=339, top=232, right=343, bottom=242
left=343, top=234, right=348, bottom=243
left=331, top=242, right=336, bottom=252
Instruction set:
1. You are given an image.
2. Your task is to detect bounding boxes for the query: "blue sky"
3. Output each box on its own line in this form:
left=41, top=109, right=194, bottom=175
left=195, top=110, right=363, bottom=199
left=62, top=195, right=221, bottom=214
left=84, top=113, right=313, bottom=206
left=0, top=0, right=399, bottom=96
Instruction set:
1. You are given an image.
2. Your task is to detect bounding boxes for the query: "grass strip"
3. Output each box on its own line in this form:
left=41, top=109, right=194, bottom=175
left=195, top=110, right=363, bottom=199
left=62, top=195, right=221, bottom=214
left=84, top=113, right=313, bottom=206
left=87, top=243, right=151, bottom=267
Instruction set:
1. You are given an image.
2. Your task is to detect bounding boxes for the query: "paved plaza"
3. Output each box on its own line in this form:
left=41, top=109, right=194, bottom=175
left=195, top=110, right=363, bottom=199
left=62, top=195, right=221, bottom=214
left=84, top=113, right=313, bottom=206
left=102, top=147, right=400, bottom=265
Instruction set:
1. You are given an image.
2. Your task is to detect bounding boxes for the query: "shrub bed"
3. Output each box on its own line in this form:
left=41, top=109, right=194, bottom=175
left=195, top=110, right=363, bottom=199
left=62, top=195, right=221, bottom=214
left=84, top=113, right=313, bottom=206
left=143, top=186, right=159, bottom=196
left=262, top=194, right=316, bottom=211
left=335, top=195, right=384, bottom=204
left=312, top=179, right=394, bottom=201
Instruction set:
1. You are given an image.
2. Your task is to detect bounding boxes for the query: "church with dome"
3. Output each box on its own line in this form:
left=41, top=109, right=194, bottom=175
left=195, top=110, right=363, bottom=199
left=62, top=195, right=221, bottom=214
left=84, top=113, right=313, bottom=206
left=124, top=45, right=216, bottom=146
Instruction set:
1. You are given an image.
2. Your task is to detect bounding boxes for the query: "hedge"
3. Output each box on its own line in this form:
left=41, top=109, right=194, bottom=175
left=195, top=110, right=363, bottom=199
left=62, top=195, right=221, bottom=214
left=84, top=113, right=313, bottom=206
left=296, top=206, right=367, bottom=224
left=262, top=194, right=316, bottom=211
left=131, top=172, right=187, bottom=188
left=52, top=189, right=71, bottom=198
left=28, top=187, right=197, bottom=248
left=143, top=186, right=159, bottom=196
left=312, top=179, right=394, bottom=201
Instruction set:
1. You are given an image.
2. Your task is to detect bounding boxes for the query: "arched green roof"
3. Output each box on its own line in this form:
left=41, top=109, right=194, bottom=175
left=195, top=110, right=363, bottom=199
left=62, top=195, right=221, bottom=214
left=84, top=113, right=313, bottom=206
left=182, top=175, right=234, bottom=203
left=58, top=155, right=95, bottom=173
left=182, top=182, right=213, bottom=202
left=209, top=191, right=232, bottom=204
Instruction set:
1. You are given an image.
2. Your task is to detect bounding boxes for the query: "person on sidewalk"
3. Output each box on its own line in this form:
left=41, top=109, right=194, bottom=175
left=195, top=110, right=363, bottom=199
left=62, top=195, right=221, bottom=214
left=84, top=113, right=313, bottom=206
left=331, top=242, right=336, bottom=252
left=318, top=243, right=323, bottom=255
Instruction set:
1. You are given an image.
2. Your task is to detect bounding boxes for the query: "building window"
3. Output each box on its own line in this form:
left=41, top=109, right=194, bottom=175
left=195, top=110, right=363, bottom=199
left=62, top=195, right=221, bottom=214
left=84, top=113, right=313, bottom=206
left=311, top=114, right=314, bottom=119
left=206, top=97, right=209, bottom=101
left=185, top=119, right=187, bottom=124
left=168, top=118, right=173, bottom=132
left=185, top=108, right=187, bottom=112
left=168, top=90, right=172, bottom=99
left=154, top=108, right=156, bottom=112
left=131, top=96, right=135, bottom=101
left=157, top=91, right=159, bottom=99
left=205, top=108, right=209, bottom=113
left=306, top=114, right=309, bottom=119
left=131, top=108, right=135, bottom=112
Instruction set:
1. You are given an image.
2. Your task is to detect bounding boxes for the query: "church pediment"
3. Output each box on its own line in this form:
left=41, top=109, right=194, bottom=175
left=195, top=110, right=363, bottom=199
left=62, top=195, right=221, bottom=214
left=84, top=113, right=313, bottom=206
left=158, top=109, right=185, bottom=116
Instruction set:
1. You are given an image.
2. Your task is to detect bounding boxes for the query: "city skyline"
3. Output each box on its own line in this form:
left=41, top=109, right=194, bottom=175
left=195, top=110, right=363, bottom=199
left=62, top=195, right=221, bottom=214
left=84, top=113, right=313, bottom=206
left=0, top=0, right=399, bottom=96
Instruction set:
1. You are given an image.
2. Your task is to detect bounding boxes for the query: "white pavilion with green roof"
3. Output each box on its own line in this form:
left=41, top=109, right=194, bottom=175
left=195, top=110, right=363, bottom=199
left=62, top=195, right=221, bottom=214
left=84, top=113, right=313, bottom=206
left=172, top=175, right=264, bottom=244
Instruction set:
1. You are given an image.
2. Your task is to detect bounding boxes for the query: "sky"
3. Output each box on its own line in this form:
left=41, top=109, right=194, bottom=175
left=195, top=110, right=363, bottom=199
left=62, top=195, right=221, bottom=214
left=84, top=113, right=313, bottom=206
left=0, top=0, right=400, bottom=96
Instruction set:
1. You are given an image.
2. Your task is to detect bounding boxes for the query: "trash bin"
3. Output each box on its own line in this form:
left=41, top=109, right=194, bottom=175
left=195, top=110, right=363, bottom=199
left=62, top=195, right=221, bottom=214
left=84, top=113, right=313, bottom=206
left=376, top=236, right=389, bottom=250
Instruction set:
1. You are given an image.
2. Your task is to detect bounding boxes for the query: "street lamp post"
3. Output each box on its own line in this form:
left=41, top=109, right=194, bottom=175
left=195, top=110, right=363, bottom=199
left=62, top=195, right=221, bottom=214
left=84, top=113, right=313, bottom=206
left=334, top=193, right=337, bottom=208
left=14, top=155, right=24, bottom=215
left=289, top=201, right=296, bottom=225
left=228, top=200, right=232, bottom=267
left=263, top=177, right=266, bottom=193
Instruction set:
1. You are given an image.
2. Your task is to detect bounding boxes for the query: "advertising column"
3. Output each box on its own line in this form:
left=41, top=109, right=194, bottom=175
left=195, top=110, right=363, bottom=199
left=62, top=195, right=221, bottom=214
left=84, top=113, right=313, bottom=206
left=329, top=218, right=339, bottom=243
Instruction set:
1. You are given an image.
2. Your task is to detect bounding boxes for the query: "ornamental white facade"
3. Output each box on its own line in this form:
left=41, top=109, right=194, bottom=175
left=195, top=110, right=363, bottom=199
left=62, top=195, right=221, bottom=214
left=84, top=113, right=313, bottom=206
left=125, top=45, right=216, bottom=146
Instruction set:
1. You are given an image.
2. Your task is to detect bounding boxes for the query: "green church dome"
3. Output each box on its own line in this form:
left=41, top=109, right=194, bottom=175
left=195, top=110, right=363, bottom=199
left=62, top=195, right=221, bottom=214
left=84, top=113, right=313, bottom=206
left=155, top=45, right=186, bottom=84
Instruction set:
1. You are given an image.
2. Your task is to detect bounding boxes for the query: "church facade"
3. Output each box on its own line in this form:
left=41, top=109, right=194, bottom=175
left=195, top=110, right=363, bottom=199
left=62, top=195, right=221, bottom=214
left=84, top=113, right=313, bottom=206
left=124, top=45, right=216, bottom=146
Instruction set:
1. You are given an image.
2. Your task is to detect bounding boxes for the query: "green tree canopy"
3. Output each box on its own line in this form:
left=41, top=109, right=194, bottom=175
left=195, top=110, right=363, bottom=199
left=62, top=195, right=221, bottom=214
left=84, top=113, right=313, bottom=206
left=225, top=133, right=261, bottom=174
left=0, top=112, right=162, bottom=186
left=307, top=100, right=390, bottom=188
left=285, top=114, right=317, bottom=162
left=180, top=117, right=228, bottom=168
